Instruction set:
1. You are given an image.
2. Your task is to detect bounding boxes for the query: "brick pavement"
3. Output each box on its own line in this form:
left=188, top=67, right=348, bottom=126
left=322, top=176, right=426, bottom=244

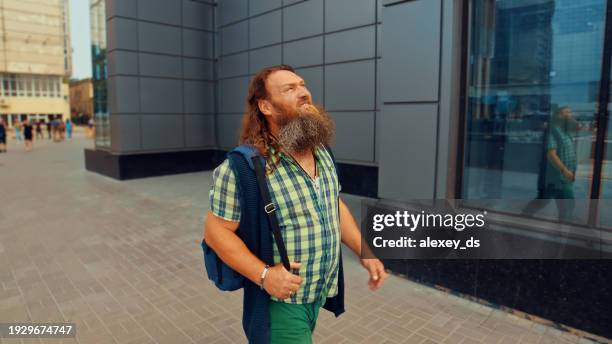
left=0, top=132, right=607, bottom=344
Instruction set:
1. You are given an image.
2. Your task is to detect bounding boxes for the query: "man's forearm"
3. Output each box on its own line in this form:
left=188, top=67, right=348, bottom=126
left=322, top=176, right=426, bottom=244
left=338, top=198, right=362, bottom=256
left=547, top=149, right=570, bottom=174
left=204, top=220, right=266, bottom=285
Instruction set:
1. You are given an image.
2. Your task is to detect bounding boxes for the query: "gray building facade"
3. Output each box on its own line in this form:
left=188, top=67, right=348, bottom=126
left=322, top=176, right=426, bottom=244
left=86, top=0, right=464, bottom=200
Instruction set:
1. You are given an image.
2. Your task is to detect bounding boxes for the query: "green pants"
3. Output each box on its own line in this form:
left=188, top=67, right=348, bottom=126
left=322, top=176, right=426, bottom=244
left=269, top=297, right=325, bottom=344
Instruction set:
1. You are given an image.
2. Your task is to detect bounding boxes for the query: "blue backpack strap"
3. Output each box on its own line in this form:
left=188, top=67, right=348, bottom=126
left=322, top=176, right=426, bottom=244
left=230, top=144, right=292, bottom=272
left=230, top=144, right=261, bottom=170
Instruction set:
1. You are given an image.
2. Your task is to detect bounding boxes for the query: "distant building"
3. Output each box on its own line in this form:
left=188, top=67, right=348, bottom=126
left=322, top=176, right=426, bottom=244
left=0, top=0, right=72, bottom=127
left=69, top=78, right=93, bottom=124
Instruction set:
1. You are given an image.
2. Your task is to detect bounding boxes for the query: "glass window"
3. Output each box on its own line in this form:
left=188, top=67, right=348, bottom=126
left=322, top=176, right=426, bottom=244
left=50, top=78, right=55, bottom=98
left=23, top=76, right=29, bottom=97
left=16, top=75, right=25, bottom=97
left=463, top=0, right=605, bottom=226
left=90, top=0, right=109, bottom=148
left=33, top=76, right=40, bottom=97
left=9, top=75, right=16, bottom=96
left=0, top=74, right=4, bottom=97
left=93, top=81, right=109, bottom=147
left=54, top=78, right=59, bottom=98
left=44, top=78, right=50, bottom=98
left=25, top=76, right=32, bottom=97
left=41, top=77, right=48, bottom=97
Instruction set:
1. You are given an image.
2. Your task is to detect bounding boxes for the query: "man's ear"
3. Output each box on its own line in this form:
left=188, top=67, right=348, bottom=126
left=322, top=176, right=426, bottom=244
left=258, top=99, right=273, bottom=116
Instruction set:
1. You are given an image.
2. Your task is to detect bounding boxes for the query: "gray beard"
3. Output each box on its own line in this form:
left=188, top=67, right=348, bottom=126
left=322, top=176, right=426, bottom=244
left=277, top=113, right=332, bottom=154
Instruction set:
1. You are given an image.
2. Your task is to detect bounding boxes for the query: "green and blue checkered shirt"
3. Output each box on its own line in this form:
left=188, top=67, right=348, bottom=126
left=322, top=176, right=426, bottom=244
left=209, top=144, right=342, bottom=304
left=546, top=126, right=577, bottom=185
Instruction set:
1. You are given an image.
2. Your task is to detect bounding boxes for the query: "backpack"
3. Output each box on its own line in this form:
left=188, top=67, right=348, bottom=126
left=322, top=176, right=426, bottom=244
left=201, top=144, right=291, bottom=291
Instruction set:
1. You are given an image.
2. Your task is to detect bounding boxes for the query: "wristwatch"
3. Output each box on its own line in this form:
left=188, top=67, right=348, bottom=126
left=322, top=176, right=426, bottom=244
left=259, top=265, right=270, bottom=290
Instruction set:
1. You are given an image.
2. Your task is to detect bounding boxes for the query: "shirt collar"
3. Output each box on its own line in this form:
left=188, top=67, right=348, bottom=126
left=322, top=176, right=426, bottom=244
left=268, top=144, right=323, bottom=162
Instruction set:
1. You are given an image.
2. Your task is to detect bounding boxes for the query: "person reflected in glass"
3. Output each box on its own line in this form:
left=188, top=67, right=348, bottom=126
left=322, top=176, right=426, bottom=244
left=522, top=106, right=578, bottom=222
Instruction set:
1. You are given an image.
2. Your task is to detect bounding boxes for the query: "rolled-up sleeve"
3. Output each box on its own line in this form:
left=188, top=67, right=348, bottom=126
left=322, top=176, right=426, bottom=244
left=546, top=130, right=558, bottom=151
left=209, top=159, right=241, bottom=222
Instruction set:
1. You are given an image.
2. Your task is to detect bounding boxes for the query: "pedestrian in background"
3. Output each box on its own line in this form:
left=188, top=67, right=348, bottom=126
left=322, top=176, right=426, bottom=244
left=52, top=118, right=60, bottom=142
left=14, top=120, right=22, bottom=141
left=59, top=120, right=66, bottom=141
left=46, top=119, right=52, bottom=140
left=0, top=119, right=6, bottom=153
left=35, top=120, right=44, bottom=140
left=66, top=119, right=73, bottom=139
left=23, top=119, right=33, bottom=151
left=87, top=118, right=94, bottom=138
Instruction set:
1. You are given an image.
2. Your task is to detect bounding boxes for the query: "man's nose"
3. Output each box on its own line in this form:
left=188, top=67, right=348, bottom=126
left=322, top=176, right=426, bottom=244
left=297, top=86, right=311, bottom=101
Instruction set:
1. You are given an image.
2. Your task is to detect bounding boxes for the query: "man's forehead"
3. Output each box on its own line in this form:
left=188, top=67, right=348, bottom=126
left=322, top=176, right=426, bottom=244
left=267, top=70, right=303, bottom=87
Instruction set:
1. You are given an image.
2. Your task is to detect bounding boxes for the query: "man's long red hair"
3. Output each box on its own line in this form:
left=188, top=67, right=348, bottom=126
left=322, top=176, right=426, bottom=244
left=239, top=65, right=295, bottom=161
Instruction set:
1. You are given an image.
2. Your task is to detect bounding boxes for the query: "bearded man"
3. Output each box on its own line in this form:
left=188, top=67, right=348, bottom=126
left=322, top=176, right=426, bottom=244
left=203, top=65, right=387, bottom=344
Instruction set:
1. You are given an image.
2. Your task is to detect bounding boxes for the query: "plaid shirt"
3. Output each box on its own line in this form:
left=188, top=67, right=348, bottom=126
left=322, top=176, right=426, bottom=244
left=546, top=127, right=577, bottom=185
left=209, top=144, right=342, bottom=304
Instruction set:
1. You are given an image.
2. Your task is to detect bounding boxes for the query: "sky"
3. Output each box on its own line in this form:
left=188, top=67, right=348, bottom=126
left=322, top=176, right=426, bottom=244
left=69, top=0, right=92, bottom=80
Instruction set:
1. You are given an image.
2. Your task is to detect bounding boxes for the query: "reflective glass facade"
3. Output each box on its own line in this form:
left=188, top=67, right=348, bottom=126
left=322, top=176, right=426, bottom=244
left=463, top=0, right=611, bottom=228
left=90, top=0, right=109, bottom=148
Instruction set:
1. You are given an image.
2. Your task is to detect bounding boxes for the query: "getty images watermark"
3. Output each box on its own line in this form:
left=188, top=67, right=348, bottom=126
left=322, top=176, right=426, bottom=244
left=360, top=199, right=611, bottom=259
left=371, top=210, right=486, bottom=250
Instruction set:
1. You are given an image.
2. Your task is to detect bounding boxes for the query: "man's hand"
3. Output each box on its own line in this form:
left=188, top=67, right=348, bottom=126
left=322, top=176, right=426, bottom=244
left=360, top=258, right=388, bottom=291
left=263, top=262, right=303, bottom=299
left=562, top=169, right=575, bottom=182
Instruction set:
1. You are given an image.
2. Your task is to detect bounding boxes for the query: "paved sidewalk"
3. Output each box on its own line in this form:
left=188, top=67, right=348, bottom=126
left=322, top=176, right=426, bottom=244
left=0, top=135, right=605, bottom=344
